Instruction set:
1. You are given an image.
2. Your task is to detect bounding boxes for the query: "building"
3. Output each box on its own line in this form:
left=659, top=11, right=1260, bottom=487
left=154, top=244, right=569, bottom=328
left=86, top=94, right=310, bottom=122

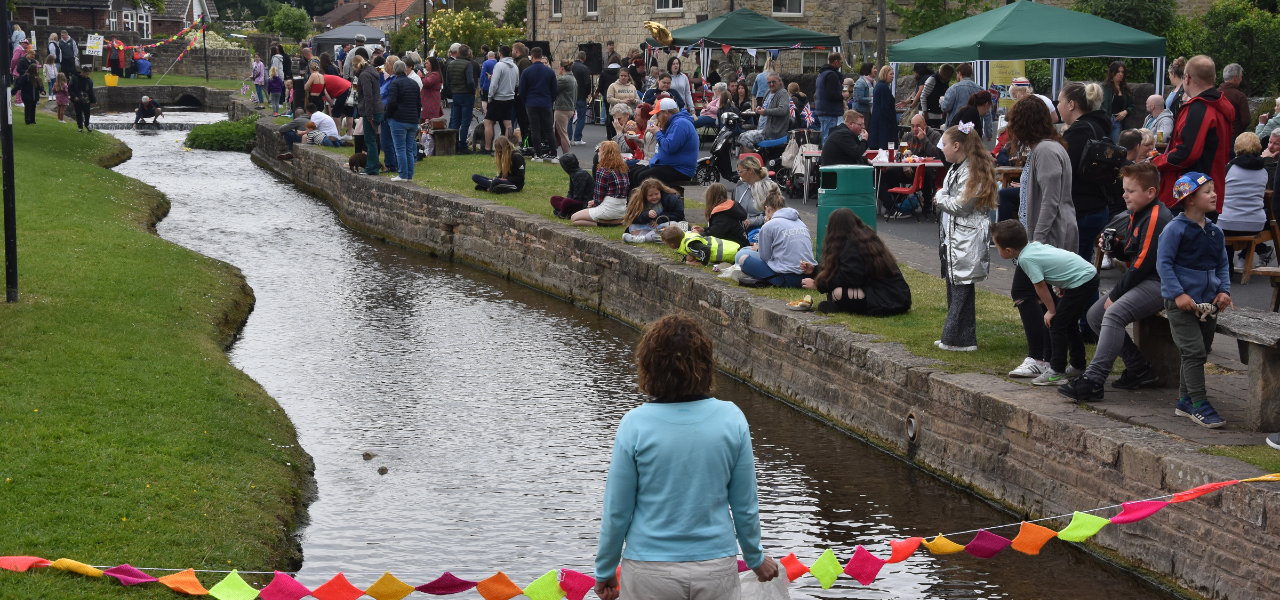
left=364, top=0, right=425, bottom=32
left=15, top=0, right=217, bottom=38
left=15, top=0, right=112, bottom=31
left=317, top=0, right=385, bottom=30
left=151, top=0, right=219, bottom=35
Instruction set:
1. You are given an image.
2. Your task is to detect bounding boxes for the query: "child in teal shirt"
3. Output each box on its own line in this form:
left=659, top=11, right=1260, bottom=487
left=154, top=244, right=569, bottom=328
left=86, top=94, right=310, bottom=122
left=993, top=221, right=1100, bottom=387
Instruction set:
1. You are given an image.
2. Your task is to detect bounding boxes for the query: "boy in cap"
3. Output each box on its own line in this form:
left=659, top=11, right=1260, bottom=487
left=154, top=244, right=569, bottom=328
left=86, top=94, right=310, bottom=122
left=1156, top=172, right=1233, bottom=428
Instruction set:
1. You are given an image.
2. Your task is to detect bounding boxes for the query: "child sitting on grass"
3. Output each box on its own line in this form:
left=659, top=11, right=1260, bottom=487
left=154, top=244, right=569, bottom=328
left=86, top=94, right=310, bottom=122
left=800, top=207, right=911, bottom=316
left=991, top=220, right=1099, bottom=387
left=472, top=136, right=525, bottom=194
left=550, top=153, right=594, bottom=218
left=621, top=178, right=684, bottom=242
left=1156, top=172, right=1233, bottom=428
left=660, top=225, right=741, bottom=266
left=692, top=183, right=749, bottom=247
left=571, top=141, right=630, bottom=227
left=733, top=190, right=814, bottom=288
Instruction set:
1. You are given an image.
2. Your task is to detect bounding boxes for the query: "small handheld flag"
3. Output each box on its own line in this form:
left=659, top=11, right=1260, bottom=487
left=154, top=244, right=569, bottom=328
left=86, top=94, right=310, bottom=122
left=802, top=105, right=814, bottom=127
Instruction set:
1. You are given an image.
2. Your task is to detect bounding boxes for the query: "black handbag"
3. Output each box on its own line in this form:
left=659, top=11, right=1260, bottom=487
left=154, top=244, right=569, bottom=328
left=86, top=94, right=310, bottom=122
left=1077, top=120, right=1126, bottom=188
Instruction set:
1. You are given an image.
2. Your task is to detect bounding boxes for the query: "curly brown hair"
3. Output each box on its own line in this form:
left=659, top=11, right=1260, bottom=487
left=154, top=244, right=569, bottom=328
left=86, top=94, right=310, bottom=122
left=1006, top=95, right=1066, bottom=157
left=635, top=315, right=715, bottom=399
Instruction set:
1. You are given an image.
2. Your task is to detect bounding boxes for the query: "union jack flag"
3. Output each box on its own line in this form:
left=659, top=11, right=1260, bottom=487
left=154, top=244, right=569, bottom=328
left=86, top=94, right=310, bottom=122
left=788, top=99, right=796, bottom=119
left=737, top=67, right=743, bottom=81
left=790, top=42, right=803, bottom=49
left=802, top=104, right=814, bottom=127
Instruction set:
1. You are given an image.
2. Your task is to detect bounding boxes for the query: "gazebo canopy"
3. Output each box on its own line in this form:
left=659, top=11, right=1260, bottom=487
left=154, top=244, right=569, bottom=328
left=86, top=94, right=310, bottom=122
left=645, top=8, right=840, bottom=50
left=312, top=22, right=388, bottom=48
left=887, top=1, right=1165, bottom=62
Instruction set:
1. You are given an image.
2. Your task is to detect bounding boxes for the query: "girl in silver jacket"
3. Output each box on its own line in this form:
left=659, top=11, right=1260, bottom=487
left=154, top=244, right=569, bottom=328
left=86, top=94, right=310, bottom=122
left=935, top=123, right=998, bottom=351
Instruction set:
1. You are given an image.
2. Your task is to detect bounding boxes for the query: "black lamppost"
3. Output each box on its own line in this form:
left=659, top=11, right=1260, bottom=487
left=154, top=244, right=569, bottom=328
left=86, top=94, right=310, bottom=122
left=393, top=0, right=399, bottom=31
left=1, top=7, right=16, bottom=302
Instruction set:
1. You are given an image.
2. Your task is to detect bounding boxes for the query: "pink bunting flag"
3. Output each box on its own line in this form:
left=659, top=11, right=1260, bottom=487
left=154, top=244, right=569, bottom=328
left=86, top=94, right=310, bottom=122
left=558, top=569, right=595, bottom=600
left=415, top=572, right=479, bottom=595
left=104, top=564, right=159, bottom=586
left=1110, top=500, right=1169, bottom=524
left=1171, top=480, right=1238, bottom=503
left=963, top=529, right=1012, bottom=559
left=0, top=556, right=51, bottom=573
left=721, top=45, right=731, bottom=55
left=843, top=546, right=886, bottom=586
left=259, top=571, right=312, bottom=600
left=736, top=559, right=749, bottom=573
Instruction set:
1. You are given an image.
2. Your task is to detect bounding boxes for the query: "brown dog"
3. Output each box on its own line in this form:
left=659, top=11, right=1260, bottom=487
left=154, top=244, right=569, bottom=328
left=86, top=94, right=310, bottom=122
left=348, top=151, right=383, bottom=172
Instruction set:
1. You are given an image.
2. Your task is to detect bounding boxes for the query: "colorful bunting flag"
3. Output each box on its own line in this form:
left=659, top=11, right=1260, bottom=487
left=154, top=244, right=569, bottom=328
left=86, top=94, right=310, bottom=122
left=1010, top=521, right=1059, bottom=555
left=50, top=558, right=103, bottom=577
left=1109, top=501, right=1169, bottom=524
left=921, top=534, right=965, bottom=554
left=779, top=553, right=809, bottom=582
left=0, top=556, right=50, bottom=572
left=807, top=549, right=842, bottom=589
left=259, top=571, right=311, bottom=600
left=790, top=42, right=803, bottom=49
left=736, top=559, right=749, bottom=573
left=886, top=537, right=922, bottom=563
left=842, top=546, right=885, bottom=586
left=721, top=44, right=731, bottom=55
left=105, top=564, right=159, bottom=586
left=364, top=572, right=415, bottom=600
left=521, top=570, right=565, bottom=600
left=1242, top=473, right=1280, bottom=482
left=1171, top=480, right=1239, bottom=503
left=475, top=571, right=524, bottom=600
left=557, top=569, right=595, bottom=600
left=158, top=568, right=209, bottom=595
left=963, top=530, right=1012, bottom=559
left=311, top=573, right=365, bottom=600
left=416, top=572, right=478, bottom=595
left=207, top=570, right=258, bottom=600
left=1056, top=512, right=1111, bottom=542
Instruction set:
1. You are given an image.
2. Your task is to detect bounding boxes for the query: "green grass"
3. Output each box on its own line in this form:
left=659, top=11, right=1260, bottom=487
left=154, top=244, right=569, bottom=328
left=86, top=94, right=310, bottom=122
left=1202, top=446, right=1280, bottom=474
left=90, top=72, right=249, bottom=90
left=0, top=116, right=309, bottom=597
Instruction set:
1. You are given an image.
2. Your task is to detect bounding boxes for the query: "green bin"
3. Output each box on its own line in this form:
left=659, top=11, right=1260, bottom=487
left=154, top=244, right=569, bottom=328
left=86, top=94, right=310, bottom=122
left=816, top=165, right=877, bottom=262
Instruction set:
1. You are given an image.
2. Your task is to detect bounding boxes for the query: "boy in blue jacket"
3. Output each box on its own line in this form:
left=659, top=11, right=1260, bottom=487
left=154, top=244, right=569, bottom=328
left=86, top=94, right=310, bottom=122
left=1156, top=172, right=1233, bottom=428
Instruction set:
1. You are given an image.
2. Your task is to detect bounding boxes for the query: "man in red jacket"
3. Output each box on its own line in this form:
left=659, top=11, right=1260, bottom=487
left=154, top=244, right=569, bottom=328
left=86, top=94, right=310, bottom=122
left=1153, top=55, right=1235, bottom=212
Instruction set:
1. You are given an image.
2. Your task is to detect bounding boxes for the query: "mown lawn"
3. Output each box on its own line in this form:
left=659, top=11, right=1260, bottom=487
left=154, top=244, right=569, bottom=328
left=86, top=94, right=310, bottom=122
left=0, top=117, right=310, bottom=598
left=90, top=72, right=248, bottom=91
left=1203, top=446, right=1280, bottom=474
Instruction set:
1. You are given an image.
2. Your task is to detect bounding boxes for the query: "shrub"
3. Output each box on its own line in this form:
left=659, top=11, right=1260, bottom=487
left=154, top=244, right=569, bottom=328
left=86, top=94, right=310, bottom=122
left=425, top=10, right=520, bottom=56
left=185, top=114, right=262, bottom=152
left=1165, top=0, right=1280, bottom=95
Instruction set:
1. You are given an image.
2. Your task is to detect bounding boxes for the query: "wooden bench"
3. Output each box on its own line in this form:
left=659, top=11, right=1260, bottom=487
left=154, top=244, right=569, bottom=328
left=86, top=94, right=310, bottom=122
left=1250, top=266, right=1280, bottom=312
left=1133, top=306, right=1280, bottom=431
left=1224, top=191, right=1279, bottom=284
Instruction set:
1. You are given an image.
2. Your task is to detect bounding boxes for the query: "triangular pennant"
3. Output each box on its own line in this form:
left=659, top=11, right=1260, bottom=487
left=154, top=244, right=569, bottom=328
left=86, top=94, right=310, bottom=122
left=736, top=560, right=749, bottom=573
left=963, top=529, right=1012, bottom=559
left=1056, top=512, right=1111, bottom=542
left=842, top=546, right=885, bottom=586
left=1242, top=473, right=1280, bottom=482
left=416, top=572, right=479, bottom=595
left=159, top=568, right=210, bottom=595
left=476, top=571, right=525, bottom=600
left=1171, top=480, right=1239, bottom=503
left=886, top=537, right=922, bottom=563
left=1010, top=521, right=1059, bottom=555
left=259, top=571, right=311, bottom=600
left=721, top=44, right=731, bottom=55
left=1109, top=500, right=1169, bottom=524
left=778, top=553, right=809, bottom=582
left=921, top=534, right=965, bottom=554
left=104, top=564, right=159, bottom=586
left=208, top=570, right=259, bottom=600
left=364, top=572, right=415, bottom=600
left=558, top=569, right=595, bottom=600
left=311, top=572, right=365, bottom=600
left=522, top=570, right=565, bottom=600
left=808, top=549, right=842, bottom=589
left=0, top=556, right=51, bottom=572
left=50, top=558, right=104, bottom=577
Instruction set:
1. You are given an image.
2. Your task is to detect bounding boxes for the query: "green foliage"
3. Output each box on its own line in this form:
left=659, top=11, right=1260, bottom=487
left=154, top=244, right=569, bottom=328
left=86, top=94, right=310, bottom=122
left=425, top=10, right=520, bottom=56
left=257, top=0, right=283, bottom=33
left=502, top=0, right=527, bottom=28
left=273, top=6, right=314, bottom=43
left=185, top=114, right=262, bottom=152
left=1024, top=60, right=1052, bottom=96
left=390, top=23, right=425, bottom=56
left=1072, top=0, right=1177, bottom=36
left=897, top=0, right=995, bottom=37
left=1164, top=0, right=1280, bottom=96
left=1064, top=57, right=1156, bottom=87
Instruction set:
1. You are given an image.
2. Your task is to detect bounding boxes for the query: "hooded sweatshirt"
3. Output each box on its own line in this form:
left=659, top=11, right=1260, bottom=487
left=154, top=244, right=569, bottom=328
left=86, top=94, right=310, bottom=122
left=1218, top=153, right=1269, bottom=231
left=629, top=192, right=685, bottom=227
left=704, top=199, right=750, bottom=247
left=1062, top=110, right=1119, bottom=217
left=1153, top=87, right=1236, bottom=210
left=489, top=57, right=518, bottom=102
left=1156, top=214, right=1230, bottom=303
left=652, top=110, right=698, bottom=178
left=520, top=61, right=558, bottom=109
left=559, top=153, right=595, bottom=204
left=757, top=207, right=815, bottom=274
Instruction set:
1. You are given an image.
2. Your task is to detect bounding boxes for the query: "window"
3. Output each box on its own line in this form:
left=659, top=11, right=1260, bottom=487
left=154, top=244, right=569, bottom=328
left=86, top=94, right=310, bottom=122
left=551, top=0, right=561, bottom=16
left=33, top=8, right=49, bottom=26
left=801, top=51, right=826, bottom=73
left=586, top=0, right=597, bottom=14
left=108, top=10, right=118, bottom=29
left=656, top=0, right=682, bottom=10
left=773, top=0, right=801, bottom=14
left=123, top=10, right=135, bottom=31
left=137, top=11, right=151, bottom=37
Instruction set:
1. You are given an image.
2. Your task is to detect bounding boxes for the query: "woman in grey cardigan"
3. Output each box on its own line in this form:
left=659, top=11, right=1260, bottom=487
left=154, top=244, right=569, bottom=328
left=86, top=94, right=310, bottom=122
left=1003, top=96, right=1077, bottom=378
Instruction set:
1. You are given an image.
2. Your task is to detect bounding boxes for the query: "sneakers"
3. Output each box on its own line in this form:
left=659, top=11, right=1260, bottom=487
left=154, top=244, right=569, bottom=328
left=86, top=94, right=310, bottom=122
left=1258, top=246, right=1275, bottom=266
left=1112, top=365, right=1159, bottom=390
left=622, top=233, right=644, bottom=243
left=1032, top=368, right=1075, bottom=386
left=573, top=140, right=586, bottom=146
left=389, top=176, right=404, bottom=182
left=1009, top=357, right=1050, bottom=378
left=933, top=340, right=977, bottom=351
left=1100, top=255, right=1114, bottom=270
left=1175, top=398, right=1226, bottom=428
left=1268, top=432, right=1280, bottom=450
left=1058, top=376, right=1105, bottom=400
left=1066, top=365, right=1085, bottom=378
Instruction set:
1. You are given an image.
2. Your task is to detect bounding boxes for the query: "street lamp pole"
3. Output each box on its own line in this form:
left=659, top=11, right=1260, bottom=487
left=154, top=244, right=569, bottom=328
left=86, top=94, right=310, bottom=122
left=1, top=7, right=16, bottom=302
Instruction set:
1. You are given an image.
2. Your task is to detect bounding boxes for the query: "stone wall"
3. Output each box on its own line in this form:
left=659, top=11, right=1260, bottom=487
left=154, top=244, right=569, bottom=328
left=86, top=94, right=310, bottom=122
left=250, top=121, right=1280, bottom=600
left=147, top=46, right=251, bottom=80
left=99, top=84, right=240, bottom=110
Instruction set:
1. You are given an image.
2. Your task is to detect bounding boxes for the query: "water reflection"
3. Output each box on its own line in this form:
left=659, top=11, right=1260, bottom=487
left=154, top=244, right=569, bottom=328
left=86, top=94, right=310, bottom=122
left=102, top=113, right=1170, bottom=599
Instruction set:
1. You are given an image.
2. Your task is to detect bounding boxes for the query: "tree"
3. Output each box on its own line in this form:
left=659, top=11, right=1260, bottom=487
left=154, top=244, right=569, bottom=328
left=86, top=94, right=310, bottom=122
left=390, top=23, right=423, bottom=55
left=1072, top=0, right=1177, bottom=36
left=258, top=0, right=283, bottom=33
left=897, top=0, right=994, bottom=37
left=502, top=0, right=526, bottom=28
left=1166, top=0, right=1280, bottom=95
left=273, top=5, right=314, bottom=42
left=424, top=9, right=519, bottom=55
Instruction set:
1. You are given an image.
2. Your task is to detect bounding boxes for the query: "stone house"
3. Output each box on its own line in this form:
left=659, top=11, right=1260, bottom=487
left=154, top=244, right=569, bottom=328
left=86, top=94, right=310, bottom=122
left=150, top=0, right=219, bottom=35
left=365, top=0, right=425, bottom=32
left=317, top=0, right=387, bottom=30
left=15, top=0, right=215, bottom=38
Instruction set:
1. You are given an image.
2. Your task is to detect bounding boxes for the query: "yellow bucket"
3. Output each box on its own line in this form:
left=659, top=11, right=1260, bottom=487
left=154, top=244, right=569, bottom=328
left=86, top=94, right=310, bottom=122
left=104, top=74, right=119, bottom=87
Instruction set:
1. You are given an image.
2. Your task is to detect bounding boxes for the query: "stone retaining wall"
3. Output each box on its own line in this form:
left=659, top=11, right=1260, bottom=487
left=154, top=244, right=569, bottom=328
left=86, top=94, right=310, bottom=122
left=99, top=85, right=240, bottom=111
left=251, top=120, right=1280, bottom=600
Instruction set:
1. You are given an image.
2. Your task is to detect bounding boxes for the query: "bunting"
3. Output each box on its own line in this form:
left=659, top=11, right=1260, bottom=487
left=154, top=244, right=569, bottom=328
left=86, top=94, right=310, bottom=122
left=114, top=23, right=202, bottom=51
left=1, top=474, right=1273, bottom=594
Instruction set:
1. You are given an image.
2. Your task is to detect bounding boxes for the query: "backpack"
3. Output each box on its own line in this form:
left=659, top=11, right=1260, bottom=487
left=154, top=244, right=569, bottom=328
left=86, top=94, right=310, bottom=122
left=1077, top=120, right=1127, bottom=188
left=895, top=192, right=921, bottom=215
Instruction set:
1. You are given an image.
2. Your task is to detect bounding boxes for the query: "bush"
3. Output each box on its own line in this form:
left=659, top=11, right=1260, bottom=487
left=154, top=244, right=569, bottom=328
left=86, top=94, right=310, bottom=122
left=185, top=114, right=262, bottom=152
left=273, top=6, right=314, bottom=44
left=390, top=23, right=424, bottom=56
left=1165, top=0, right=1280, bottom=95
left=425, top=10, right=520, bottom=56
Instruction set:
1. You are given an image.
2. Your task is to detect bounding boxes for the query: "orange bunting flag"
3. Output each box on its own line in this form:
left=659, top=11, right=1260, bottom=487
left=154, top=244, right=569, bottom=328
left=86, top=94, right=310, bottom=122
left=364, top=572, right=415, bottom=600
left=311, top=572, right=365, bottom=600
left=778, top=553, right=809, bottom=582
left=476, top=571, right=525, bottom=600
left=921, top=534, right=965, bottom=554
left=1010, top=521, right=1059, bottom=555
left=159, top=568, right=209, bottom=595
left=0, top=556, right=50, bottom=572
left=886, top=537, right=922, bottom=563
left=1171, top=480, right=1239, bottom=503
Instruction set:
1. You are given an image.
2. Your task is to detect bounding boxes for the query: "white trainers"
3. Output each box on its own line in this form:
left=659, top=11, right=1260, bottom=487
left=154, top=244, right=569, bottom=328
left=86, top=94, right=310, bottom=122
left=1100, top=255, right=1114, bottom=270
left=389, top=176, right=404, bottom=182
left=934, top=340, right=977, bottom=352
left=1032, top=369, right=1074, bottom=386
left=1009, top=357, right=1049, bottom=378
left=622, top=233, right=641, bottom=243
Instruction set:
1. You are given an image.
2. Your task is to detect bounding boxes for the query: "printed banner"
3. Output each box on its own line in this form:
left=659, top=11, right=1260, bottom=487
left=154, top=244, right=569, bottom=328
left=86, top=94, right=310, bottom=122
left=989, top=60, right=1025, bottom=110
left=85, top=34, right=104, bottom=57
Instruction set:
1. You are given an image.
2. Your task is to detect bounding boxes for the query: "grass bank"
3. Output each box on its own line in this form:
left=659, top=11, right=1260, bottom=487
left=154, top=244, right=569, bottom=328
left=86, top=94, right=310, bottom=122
left=0, top=119, right=311, bottom=597
left=90, top=72, right=248, bottom=91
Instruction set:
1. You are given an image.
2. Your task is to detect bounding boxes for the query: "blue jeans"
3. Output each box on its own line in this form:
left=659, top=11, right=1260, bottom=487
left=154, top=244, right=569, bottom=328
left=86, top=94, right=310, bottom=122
left=254, top=83, right=265, bottom=103
left=693, top=115, right=718, bottom=129
left=1076, top=208, right=1110, bottom=331
left=389, top=118, right=418, bottom=180
left=363, top=113, right=383, bottom=174
left=736, top=249, right=805, bottom=287
left=817, top=115, right=841, bottom=145
left=380, top=117, right=397, bottom=169
left=1111, top=118, right=1122, bottom=142
left=573, top=99, right=588, bottom=141
left=282, top=130, right=301, bottom=150
left=450, top=93, right=475, bottom=148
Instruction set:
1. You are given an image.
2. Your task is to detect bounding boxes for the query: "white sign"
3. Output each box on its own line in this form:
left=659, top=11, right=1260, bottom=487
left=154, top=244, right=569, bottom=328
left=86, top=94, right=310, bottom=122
left=85, top=34, right=104, bottom=56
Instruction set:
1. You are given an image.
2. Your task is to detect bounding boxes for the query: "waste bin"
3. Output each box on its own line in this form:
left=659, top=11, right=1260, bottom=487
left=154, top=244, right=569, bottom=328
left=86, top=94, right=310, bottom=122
left=816, top=164, right=877, bottom=262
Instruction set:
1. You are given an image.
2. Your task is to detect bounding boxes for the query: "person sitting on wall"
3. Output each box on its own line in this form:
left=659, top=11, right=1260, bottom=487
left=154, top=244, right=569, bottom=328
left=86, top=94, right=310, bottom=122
left=133, top=95, right=163, bottom=127
left=276, top=108, right=311, bottom=160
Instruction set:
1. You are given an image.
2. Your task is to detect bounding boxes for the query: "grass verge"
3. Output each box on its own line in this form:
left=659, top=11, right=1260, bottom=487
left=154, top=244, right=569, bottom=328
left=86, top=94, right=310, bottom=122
left=89, top=72, right=249, bottom=91
left=1202, top=446, right=1280, bottom=474
left=0, top=117, right=311, bottom=598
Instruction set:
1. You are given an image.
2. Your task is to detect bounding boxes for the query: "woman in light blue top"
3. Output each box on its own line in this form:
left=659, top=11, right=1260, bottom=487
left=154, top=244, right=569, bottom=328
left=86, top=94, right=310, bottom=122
left=594, top=315, right=779, bottom=600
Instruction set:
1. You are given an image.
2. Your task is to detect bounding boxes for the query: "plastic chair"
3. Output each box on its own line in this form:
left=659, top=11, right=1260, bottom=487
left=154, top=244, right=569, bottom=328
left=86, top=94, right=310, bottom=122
left=885, top=164, right=927, bottom=222
left=737, top=152, right=773, bottom=178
